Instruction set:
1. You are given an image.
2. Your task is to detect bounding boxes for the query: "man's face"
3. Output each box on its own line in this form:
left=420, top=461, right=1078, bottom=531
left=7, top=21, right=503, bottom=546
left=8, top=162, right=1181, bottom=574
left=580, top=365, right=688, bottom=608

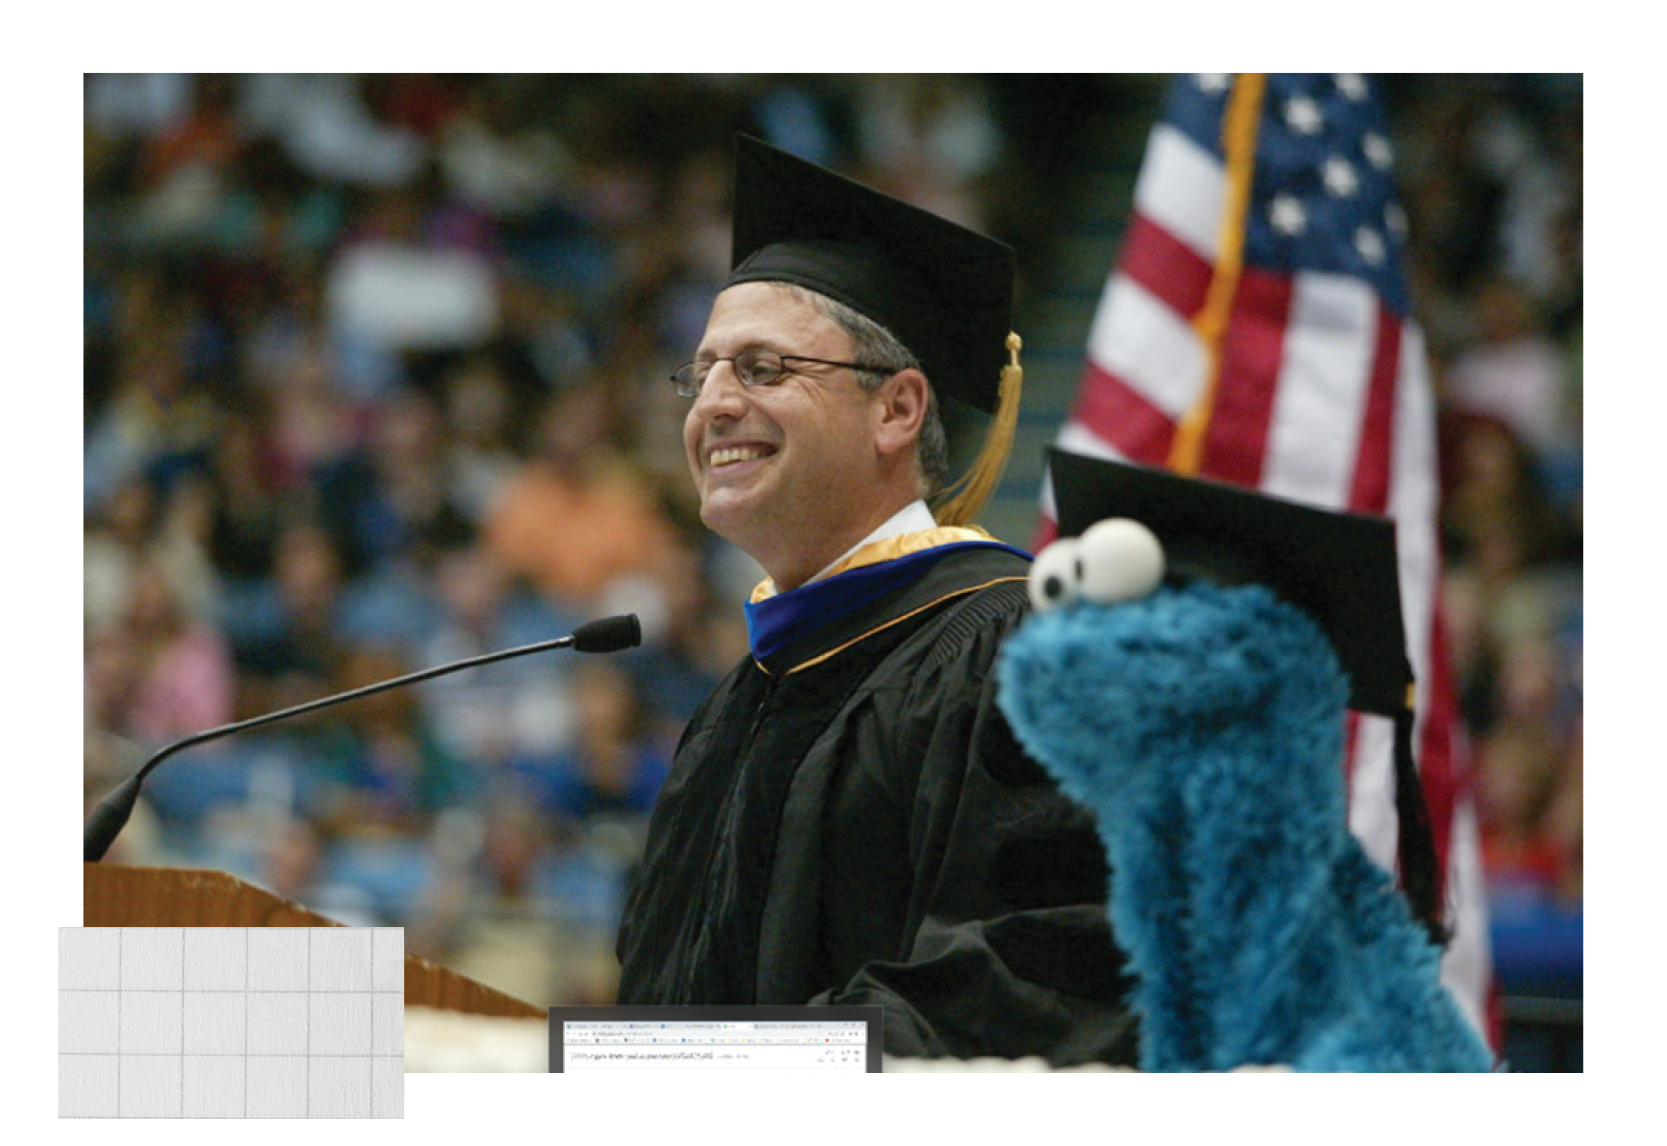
left=683, top=282, right=885, bottom=585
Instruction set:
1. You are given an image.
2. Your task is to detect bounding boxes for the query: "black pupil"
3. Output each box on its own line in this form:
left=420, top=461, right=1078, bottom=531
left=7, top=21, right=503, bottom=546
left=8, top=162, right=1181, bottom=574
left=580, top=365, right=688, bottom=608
left=1044, top=574, right=1064, bottom=600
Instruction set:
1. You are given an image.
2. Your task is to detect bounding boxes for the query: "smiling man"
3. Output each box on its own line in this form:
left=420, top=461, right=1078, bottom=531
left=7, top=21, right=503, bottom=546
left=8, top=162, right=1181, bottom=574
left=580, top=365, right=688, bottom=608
left=613, top=137, right=1137, bottom=1067
left=683, top=280, right=923, bottom=591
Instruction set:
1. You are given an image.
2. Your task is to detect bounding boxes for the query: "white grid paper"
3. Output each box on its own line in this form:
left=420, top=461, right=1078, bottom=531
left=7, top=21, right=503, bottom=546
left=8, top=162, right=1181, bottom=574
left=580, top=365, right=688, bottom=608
left=60, top=927, right=404, bottom=1119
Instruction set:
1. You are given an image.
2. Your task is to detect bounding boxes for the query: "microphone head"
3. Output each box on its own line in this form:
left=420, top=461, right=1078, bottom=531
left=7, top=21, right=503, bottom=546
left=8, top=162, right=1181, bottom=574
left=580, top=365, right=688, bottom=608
left=84, top=773, right=144, bottom=862
left=571, top=614, right=643, bottom=654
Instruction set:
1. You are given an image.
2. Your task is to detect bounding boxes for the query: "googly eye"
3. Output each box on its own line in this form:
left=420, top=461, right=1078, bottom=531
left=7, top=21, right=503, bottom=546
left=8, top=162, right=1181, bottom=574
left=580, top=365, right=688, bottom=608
left=1028, top=538, right=1083, bottom=612
left=1077, top=518, right=1166, bottom=604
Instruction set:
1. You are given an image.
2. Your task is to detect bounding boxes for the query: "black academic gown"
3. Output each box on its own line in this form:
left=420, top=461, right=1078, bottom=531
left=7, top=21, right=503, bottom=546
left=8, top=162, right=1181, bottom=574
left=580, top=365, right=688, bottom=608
left=615, top=543, right=1139, bottom=1066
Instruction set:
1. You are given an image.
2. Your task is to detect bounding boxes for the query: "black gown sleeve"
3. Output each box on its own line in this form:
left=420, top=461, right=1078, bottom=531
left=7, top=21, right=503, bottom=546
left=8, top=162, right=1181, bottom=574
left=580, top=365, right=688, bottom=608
left=810, top=584, right=1140, bottom=1067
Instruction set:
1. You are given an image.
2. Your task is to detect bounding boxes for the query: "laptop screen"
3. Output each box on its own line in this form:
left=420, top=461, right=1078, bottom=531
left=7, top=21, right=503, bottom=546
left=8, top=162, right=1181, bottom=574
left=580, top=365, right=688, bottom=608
left=548, top=1005, right=883, bottom=1073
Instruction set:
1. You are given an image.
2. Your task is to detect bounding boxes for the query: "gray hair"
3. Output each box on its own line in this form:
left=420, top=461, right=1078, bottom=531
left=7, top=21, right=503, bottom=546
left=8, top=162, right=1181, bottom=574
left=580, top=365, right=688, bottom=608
left=776, top=283, right=950, bottom=497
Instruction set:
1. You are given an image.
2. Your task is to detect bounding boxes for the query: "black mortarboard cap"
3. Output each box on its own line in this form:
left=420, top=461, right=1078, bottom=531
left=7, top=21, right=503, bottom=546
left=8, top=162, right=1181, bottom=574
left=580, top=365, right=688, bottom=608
left=1048, top=448, right=1411, bottom=717
left=1047, top=448, right=1447, bottom=941
left=725, top=135, right=1015, bottom=417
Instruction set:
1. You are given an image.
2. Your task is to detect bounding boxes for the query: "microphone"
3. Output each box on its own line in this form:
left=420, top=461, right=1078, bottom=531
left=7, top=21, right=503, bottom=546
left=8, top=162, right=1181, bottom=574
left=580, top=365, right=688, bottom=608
left=83, top=613, right=643, bottom=863
left=567, top=613, right=642, bottom=654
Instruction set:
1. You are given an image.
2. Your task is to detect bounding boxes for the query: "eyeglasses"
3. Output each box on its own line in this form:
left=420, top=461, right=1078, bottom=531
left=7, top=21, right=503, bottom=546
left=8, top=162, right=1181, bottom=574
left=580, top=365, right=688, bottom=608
left=671, top=349, right=895, bottom=398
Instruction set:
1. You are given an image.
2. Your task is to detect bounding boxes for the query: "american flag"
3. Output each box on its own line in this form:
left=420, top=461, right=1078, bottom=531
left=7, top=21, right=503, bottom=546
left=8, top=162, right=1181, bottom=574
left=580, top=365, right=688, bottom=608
left=1037, top=73, right=1496, bottom=1043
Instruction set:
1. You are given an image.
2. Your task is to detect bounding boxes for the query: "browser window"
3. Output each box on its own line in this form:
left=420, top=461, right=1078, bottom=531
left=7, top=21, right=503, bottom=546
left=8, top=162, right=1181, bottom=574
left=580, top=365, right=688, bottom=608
left=548, top=1006, right=882, bottom=1073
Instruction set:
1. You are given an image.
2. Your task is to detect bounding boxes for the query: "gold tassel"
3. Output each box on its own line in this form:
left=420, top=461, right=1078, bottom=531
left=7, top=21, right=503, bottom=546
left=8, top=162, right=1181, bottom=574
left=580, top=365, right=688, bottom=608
left=933, top=332, right=1023, bottom=528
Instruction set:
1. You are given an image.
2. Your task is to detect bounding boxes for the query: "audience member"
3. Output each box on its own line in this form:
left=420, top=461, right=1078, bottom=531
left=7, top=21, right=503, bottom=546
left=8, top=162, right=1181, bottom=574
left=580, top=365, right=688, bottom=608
left=504, top=659, right=668, bottom=823
left=408, top=800, right=568, bottom=1006
left=418, top=542, right=580, bottom=778
left=1443, top=274, right=1571, bottom=456
left=307, top=643, right=480, bottom=837
left=116, top=555, right=236, bottom=747
left=482, top=383, right=677, bottom=613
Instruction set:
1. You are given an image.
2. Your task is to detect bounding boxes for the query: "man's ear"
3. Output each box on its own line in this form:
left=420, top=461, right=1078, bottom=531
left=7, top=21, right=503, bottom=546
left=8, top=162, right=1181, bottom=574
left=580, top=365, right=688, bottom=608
left=873, top=368, right=929, bottom=459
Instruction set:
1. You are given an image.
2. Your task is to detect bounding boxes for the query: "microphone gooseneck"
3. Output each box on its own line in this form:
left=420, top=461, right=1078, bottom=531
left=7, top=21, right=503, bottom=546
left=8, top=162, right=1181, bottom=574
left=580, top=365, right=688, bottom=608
left=82, top=614, right=643, bottom=863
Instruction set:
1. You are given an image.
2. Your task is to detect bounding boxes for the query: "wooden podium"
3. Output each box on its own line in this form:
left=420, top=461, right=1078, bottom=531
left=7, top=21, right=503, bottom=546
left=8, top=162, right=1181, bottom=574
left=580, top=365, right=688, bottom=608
left=84, top=862, right=543, bottom=1020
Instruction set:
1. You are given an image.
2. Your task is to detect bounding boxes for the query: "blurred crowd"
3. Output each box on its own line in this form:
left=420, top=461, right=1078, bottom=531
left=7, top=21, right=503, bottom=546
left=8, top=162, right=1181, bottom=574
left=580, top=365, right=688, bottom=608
left=82, top=74, right=1581, bottom=1008
left=1390, top=76, right=1584, bottom=934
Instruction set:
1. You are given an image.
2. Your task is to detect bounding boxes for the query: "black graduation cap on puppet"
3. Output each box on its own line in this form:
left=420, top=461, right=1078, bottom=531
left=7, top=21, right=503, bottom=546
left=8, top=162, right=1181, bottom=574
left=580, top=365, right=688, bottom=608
left=1047, top=447, right=1448, bottom=943
left=724, top=135, right=1023, bottom=528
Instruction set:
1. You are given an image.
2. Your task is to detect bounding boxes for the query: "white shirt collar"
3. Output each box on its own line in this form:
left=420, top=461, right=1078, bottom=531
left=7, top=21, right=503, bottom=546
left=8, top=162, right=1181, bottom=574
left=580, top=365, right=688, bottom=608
left=805, top=500, right=937, bottom=585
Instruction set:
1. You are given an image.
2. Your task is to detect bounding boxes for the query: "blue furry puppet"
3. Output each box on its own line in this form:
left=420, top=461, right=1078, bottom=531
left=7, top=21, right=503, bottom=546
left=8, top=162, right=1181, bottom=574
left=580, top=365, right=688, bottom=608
left=996, top=459, right=1494, bottom=1073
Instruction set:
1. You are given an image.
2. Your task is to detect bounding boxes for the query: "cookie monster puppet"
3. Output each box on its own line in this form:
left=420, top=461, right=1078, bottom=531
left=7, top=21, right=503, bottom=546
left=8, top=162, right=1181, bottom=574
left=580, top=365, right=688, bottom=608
left=997, top=450, right=1494, bottom=1072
